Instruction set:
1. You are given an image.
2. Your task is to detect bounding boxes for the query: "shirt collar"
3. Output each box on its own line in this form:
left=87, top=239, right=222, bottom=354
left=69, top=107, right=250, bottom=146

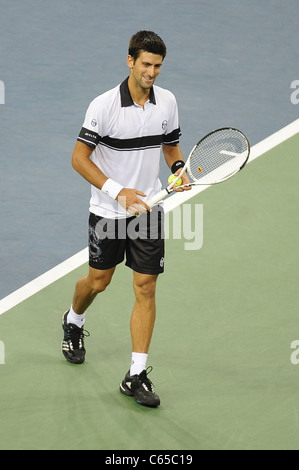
left=120, top=77, right=156, bottom=107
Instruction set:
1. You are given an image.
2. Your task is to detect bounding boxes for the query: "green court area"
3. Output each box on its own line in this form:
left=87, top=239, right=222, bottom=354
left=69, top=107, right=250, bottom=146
left=0, top=133, right=298, bottom=450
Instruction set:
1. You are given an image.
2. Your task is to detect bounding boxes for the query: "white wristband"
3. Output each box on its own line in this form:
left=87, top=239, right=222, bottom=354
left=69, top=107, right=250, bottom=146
left=101, top=178, right=124, bottom=200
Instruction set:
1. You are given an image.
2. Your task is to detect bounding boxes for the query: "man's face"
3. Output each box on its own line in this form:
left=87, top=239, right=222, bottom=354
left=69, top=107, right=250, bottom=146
left=128, top=51, right=163, bottom=90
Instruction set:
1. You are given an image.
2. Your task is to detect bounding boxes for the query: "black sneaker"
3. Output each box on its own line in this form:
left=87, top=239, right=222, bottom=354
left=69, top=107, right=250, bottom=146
left=61, top=310, right=89, bottom=364
left=119, top=366, right=160, bottom=407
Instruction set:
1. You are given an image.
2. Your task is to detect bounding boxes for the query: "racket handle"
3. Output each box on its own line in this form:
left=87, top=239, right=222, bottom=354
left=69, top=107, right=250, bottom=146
left=147, top=189, right=169, bottom=208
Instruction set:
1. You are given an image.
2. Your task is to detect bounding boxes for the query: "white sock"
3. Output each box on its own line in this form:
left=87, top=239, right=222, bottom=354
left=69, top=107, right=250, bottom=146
left=130, top=352, right=148, bottom=376
left=67, top=306, right=85, bottom=327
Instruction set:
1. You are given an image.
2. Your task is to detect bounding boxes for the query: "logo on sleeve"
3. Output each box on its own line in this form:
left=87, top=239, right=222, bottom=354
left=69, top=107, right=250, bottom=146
left=91, top=119, right=97, bottom=127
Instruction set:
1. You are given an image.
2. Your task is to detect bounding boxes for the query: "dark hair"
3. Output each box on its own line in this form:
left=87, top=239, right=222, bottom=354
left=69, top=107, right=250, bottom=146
left=128, top=30, right=167, bottom=61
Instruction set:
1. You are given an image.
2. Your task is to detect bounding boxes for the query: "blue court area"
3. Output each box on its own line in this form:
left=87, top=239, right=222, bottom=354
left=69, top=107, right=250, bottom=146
left=0, top=0, right=298, bottom=297
left=0, top=0, right=299, bottom=451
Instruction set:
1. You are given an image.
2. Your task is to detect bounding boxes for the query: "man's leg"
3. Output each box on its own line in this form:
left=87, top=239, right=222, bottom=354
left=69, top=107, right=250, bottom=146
left=120, top=206, right=163, bottom=406
left=72, top=266, right=115, bottom=315
left=119, top=271, right=160, bottom=407
left=62, top=266, right=115, bottom=364
left=130, top=271, right=158, bottom=354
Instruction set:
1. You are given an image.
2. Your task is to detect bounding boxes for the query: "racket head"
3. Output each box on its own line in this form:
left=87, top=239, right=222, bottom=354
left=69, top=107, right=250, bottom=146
left=187, top=127, right=250, bottom=185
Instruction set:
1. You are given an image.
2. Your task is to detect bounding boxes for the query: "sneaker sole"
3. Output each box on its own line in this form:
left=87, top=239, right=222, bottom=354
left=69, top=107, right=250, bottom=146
left=61, top=345, right=85, bottom=364
left=119, top=382, right=160, bottom=407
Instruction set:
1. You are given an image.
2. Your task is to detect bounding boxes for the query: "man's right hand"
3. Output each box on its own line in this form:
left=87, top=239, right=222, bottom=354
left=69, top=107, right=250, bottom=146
left=116, top=188, right=151, bottom=216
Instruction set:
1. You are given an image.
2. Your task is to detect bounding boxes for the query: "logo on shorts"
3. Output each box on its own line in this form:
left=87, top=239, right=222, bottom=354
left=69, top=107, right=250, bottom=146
left=160, top=257, right=164, bottom=268
left=162, top=120, right=168, bottom=131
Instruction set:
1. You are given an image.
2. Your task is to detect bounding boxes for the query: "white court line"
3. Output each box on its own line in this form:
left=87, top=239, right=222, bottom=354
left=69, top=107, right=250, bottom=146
left=0, top=248, right=88, bottom=316
left=0, top=118, right=298, bottom=316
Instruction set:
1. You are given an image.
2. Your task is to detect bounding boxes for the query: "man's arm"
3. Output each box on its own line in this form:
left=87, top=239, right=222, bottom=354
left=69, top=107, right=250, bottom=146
left=72, top=141, right=108, bottom=189
left=71, top=141, right=150, bottom=214
left=162, top=144, right=191, bottom=191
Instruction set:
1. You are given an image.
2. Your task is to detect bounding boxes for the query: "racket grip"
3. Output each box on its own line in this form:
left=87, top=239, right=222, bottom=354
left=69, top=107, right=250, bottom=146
left=147, top=189, right=169, bottom=208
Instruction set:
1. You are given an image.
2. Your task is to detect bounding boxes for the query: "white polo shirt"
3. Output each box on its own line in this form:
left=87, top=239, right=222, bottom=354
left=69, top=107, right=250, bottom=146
left=77, top=77, right=181, bottom=219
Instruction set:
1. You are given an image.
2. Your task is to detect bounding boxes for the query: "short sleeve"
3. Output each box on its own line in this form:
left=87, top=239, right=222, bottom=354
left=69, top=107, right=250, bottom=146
left=77, top=97, right=106, bottom=148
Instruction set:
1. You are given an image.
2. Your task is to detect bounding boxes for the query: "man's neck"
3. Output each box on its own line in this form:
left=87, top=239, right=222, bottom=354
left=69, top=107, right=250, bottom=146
left=128, top=76, right=151, bottom=107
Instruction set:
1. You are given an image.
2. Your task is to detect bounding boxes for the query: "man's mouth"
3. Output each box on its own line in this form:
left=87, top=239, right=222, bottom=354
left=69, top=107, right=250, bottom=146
left=143, top=76, right=154, bottom=83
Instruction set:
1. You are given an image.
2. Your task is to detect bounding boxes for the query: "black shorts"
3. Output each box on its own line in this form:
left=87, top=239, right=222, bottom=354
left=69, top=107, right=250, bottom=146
left=88, top=205, right=165, bottom=275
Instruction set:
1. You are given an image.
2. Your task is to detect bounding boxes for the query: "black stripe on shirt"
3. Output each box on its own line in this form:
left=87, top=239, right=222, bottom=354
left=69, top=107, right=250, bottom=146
left=77, top=127, right=181, bottom=151
left=100, top=134, right=163, bottom=151
left=163, top=128, right=182, bottom=145
left=100, top=128, right=181, bottom=151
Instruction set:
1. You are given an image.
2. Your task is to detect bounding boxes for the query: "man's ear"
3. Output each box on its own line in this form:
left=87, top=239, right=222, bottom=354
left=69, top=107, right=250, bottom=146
left=127, top=55, right=134, bottom=69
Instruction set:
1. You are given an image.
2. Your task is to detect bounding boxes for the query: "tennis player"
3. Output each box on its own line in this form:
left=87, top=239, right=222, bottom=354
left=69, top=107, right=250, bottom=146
left=61, top=30, right=190, bottom=407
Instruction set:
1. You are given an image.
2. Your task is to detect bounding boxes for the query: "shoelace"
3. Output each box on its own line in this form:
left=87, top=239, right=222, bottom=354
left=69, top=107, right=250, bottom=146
left=67, top=324, right=90, bottom=349
left=138, top=366, right=155, bottom=392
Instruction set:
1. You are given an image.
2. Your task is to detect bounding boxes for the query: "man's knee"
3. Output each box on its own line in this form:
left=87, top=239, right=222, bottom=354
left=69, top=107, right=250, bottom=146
left=133, top=274, right=158, bottom=298
left=88, top=267, right=114, bottom=294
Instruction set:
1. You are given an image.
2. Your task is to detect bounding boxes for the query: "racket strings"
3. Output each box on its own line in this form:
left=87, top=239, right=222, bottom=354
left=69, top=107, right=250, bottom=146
left=188, top=128, right=249, bottom=183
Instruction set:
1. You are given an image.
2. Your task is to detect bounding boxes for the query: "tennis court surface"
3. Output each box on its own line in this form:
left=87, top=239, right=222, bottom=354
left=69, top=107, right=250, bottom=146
left=0, top=121, right=298, bottom=450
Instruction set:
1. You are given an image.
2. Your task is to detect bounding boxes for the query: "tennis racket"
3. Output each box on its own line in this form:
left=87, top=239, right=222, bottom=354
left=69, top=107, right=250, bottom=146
left=147, top=127, right=250, bottom=208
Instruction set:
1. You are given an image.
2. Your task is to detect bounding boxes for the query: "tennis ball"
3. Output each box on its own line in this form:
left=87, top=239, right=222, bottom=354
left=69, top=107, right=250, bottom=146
left=168, top=174, right=183, bottom=187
